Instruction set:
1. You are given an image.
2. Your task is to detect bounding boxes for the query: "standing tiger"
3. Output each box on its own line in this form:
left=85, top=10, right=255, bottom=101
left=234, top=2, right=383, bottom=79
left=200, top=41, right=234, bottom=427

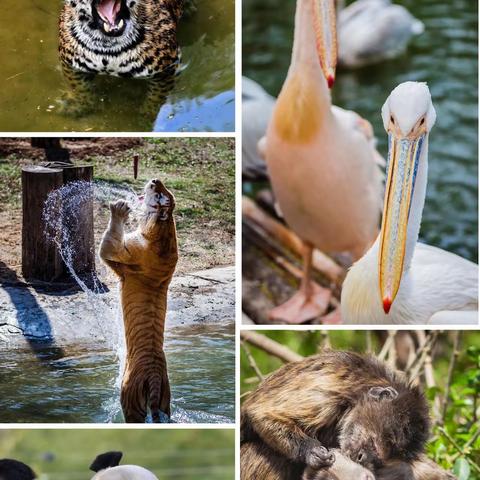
left=58, top=0, right=196, bottom=116
left=99, top=178, right=178, bottom=423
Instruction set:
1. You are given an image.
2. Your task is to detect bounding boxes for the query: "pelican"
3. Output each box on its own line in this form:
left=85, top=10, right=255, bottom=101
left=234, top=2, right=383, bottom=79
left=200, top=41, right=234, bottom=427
left=264, top=0, right=383, bottom=323
left=242, top=77, right=275, bottom=180
left=338, top=0, right=424, bottom=68
left=242, top=76, right=383, bottom=181
left=341, top=82, right=478, bottom=325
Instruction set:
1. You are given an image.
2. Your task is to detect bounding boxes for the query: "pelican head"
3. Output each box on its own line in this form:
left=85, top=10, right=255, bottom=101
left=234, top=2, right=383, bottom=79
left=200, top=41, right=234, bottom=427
left=378, top=82, right=436, bottom=313
left=311, top=0, right=338, bottom=87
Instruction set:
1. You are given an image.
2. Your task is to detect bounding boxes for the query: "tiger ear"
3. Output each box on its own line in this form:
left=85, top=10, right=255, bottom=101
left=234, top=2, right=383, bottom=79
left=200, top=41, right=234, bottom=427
left=90, top=451, right=123, bottom=472
left=368, top=386, right=398, bottom=401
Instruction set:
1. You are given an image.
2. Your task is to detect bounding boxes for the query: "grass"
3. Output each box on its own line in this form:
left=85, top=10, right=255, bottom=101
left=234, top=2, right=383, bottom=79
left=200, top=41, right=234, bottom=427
left=0, top=429, right=234, bottom=480
left=0, top=138, right=235, bottom=275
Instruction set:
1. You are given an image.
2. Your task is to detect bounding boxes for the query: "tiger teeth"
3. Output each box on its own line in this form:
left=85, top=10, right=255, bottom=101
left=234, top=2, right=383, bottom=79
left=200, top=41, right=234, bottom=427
left=104, top=22, right=111, bottom=32
left=118, top=19, right=124, bottom=28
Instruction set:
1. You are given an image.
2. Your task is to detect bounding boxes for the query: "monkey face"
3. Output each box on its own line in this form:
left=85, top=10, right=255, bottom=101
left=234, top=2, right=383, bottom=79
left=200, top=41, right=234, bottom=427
left=338, top=388, right=400, bottom=470
left=338, top=417, right=388, bottom=471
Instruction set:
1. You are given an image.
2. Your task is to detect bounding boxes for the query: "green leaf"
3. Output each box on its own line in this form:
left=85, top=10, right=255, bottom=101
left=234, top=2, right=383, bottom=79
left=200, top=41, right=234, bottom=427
left=453, top=458, right=470, bottom=480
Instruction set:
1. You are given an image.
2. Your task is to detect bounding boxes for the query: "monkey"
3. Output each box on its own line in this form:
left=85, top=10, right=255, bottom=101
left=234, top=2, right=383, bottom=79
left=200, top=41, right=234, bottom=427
left=303, top=449, right=375, bottom=480
left=241, top=442, right=456, bottom=480
left=241, top=350, right=431, bottom=474
left=241, top=442, right=374, bottom=480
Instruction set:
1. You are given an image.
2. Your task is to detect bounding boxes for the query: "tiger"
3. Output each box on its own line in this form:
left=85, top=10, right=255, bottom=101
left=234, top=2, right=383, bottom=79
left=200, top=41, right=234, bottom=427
left=99, top=177, right=178, bottom=423
left=58, top=0, right=196, bottom=116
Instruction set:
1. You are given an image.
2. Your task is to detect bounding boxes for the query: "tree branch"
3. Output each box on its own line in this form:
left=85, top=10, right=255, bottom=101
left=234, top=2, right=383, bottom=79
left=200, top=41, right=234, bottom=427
left=240, top=331, right=304, bottom=363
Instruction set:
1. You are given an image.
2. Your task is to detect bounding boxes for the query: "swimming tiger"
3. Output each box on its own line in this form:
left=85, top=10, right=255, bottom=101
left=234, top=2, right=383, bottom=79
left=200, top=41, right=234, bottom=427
left=99, top=178, right=178, bottom=423
left=58, top=0, right=196, bottom=116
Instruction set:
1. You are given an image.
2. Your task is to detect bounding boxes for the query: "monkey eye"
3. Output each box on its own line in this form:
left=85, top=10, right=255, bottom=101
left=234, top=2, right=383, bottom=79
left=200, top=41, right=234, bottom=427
left=357, top=451, right=365, bottom=463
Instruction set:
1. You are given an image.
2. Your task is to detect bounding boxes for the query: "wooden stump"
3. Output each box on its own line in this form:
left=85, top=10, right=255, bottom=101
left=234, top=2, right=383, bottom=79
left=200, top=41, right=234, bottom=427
left=21, top=164, right=95, bottom=282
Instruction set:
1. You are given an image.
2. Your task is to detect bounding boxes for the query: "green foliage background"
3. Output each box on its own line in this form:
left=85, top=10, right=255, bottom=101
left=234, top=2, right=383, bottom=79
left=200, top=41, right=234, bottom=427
left=0, top=429, right=234, bottom=480
left=241, top=331, right=480, bottom=479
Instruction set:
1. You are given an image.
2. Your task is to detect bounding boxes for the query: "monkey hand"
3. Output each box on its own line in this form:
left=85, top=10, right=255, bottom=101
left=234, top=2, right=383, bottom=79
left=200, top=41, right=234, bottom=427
left=306, top=445, right=335, bottom=469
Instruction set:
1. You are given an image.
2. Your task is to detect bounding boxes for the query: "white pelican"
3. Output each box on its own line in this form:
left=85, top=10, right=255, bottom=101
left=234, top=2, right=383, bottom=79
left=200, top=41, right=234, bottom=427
left=338, top=0, right=424, bottom=68
left=264, top=0, right=383, bottom=323
left=341, top=82, right=478, bottom=325
left=242, top=76, right=384, bottom=181
left=242, top=77, right=275, bottom=180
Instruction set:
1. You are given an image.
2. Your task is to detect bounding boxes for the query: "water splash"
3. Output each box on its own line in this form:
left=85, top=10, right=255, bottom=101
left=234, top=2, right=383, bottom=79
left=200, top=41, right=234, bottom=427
left=42, top=180, right=144, bottom=422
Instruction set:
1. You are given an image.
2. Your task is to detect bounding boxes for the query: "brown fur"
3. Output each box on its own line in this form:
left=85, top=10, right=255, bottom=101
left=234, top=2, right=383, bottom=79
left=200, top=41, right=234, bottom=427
left=241, top=351, right=430, bottom=473
left=241, top=442, right=455, bottom=480
left=99, top=178, right=178, bottom=423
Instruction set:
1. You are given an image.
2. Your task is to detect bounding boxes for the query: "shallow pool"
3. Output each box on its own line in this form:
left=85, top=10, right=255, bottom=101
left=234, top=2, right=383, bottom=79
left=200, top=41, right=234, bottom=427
left=0, top=0, right=234, bottom=132
left=0, top=323, right=235, bottom=423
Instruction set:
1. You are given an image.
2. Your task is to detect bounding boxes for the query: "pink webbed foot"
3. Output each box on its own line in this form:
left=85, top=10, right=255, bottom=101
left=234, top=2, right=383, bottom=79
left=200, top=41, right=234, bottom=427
left=269, top=283, right=331, bottom=324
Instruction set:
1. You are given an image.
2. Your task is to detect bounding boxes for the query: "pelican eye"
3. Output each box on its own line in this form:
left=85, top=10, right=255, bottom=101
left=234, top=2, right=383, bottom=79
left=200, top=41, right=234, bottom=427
left=390, top=115, right=395, bottom=125
left=420, top=118, right=425, bottom=125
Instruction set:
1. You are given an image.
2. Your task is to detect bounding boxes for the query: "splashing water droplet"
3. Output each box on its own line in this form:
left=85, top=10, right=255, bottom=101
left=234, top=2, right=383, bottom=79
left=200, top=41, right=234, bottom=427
left=42, top=180, right=144, bottom=422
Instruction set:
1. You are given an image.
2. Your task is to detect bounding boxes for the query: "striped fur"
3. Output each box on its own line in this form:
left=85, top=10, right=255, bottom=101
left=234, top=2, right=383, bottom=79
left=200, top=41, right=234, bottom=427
left=99, top=178, right=178, bottom=423
left=58, top=0, right=193, bottom=114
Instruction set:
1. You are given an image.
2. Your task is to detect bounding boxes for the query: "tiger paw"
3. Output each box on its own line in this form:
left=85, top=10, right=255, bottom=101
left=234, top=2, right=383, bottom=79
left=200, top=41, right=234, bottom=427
left=109, top=200, right=131, bottom=222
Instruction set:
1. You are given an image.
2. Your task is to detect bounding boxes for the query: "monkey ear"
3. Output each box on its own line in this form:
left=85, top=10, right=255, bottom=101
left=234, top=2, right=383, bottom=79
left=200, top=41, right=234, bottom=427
left=368, top=386, right=398, bottom=401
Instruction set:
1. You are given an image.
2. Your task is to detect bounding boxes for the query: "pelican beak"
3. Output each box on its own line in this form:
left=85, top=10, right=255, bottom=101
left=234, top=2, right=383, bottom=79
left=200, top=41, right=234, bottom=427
left=312, top=0, right=337, bottom=88
left=379, top=129, right=425, bottom=313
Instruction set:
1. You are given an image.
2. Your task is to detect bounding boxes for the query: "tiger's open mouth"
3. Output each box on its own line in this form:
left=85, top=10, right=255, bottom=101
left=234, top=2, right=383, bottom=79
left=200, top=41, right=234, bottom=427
left=92, top=0, right=128, bottom=36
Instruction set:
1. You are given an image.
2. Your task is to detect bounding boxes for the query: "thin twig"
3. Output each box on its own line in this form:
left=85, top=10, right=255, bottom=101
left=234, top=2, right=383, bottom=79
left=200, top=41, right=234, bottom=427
left=441, top=331, right=461, bottom=423
left=241, top=340, right=265, bottom=382
left=388, top=332, right=397, bottom=369
left=451, top=426, right=480, bottom=462
left=439, top=427, right=480, bottom=474
left=378, top=331, right=396, bottom=362
left=240, top=331, right=304, bottom=363
left=366, top=331, right=372, bottom=354
left=320, top=331, right=331, bottom=350
left=407, top=332, right=439, bottom=382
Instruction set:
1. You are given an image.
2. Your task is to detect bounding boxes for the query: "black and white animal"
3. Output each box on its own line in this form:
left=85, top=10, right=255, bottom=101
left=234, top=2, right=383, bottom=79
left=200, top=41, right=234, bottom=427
left=90, top=451, right=159, bottom=479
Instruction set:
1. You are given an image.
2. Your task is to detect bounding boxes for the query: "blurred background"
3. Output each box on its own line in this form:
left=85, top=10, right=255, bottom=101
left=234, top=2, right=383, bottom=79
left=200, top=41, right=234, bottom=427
left=240, top=330, right=480, bottom=479
left=243, top=0, right=478, bottom=263
left=0, top=429, right=234, bottom=479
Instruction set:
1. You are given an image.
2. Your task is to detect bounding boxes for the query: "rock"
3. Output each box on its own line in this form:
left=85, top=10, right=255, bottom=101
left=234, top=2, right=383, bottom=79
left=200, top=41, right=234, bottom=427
left=0, top=266, right=234, bottom=345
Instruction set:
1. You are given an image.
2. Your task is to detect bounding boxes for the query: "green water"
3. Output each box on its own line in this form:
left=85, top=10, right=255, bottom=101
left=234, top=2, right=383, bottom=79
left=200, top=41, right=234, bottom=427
left=243, top=0, right=478, bottom=262
left=0, top=0, right=234, bottom=132
left=0, top=323, right=235, bottom=423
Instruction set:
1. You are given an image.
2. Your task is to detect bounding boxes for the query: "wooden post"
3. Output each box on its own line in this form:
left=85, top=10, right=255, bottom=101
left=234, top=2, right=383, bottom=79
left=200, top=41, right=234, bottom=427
left=21, top=164, right=95, bottom=282
left=22, top=166, right=64, bottom=281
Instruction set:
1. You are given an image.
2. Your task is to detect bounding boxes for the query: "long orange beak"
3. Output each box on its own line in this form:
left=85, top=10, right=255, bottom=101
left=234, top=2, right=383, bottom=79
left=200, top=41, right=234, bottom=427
left=311, top=0, right=337, bottom=88
left=378, top=132, right=425, bottom=313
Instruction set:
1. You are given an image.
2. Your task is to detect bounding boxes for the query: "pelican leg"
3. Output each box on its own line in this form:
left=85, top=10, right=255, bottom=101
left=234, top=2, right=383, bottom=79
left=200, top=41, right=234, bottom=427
left=269, top=242, right=331, bottom=324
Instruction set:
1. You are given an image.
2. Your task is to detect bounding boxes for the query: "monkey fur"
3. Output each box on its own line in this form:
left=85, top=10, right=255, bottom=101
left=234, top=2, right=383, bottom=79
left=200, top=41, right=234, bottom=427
left=241, top=351, right=434, bottom=476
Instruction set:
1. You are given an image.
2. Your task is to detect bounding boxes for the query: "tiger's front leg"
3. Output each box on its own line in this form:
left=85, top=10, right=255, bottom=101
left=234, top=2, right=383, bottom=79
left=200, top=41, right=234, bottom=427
left=58, top=63, right=96, bottom=116
left=99, top=200, right=134, bottom=268
left=143, top=64, right=179, bottom=119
